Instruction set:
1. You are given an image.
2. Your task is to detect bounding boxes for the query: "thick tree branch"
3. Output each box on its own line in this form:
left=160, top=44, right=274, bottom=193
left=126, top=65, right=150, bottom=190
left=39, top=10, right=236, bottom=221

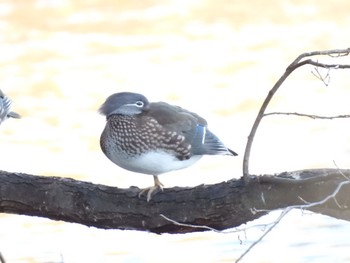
left=1, top=169, right=349, bottom=234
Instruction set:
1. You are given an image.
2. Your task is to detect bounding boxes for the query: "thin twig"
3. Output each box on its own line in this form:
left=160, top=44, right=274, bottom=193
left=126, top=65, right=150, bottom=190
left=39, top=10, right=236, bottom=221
left=311, top=66, right=330, bottom=86
left=332, top=161, right=350, bottom=180
left=263, top=112, right=350, bottom=120
left=160, top=213, right=278, bottom=234
left=235, top=208, right=292, bottom=263
left=160, top=214, right=222, bottom=232
left=288, top=48, right=350, bottom=70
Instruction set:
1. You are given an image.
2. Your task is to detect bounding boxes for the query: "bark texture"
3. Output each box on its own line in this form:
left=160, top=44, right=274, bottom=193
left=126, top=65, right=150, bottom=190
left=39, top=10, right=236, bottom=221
left=0, top=169, right=349, bottom=234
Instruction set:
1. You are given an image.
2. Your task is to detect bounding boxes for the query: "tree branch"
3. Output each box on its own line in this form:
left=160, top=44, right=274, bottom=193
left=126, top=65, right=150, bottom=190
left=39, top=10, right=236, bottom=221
left=263, top=112, right=350, bottom=119
left=1, top=169, right=349, bottom=234
left=243, top=47, right=350, bottom=177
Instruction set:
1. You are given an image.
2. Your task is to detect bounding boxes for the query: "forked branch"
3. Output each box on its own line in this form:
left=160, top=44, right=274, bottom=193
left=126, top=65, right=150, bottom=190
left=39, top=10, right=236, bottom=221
left=243, top=48, right=350, bottom=177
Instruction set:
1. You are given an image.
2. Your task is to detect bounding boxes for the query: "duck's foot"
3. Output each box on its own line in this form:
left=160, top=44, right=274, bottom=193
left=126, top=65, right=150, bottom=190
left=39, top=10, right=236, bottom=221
left=138, top=175, right=164, bottom=202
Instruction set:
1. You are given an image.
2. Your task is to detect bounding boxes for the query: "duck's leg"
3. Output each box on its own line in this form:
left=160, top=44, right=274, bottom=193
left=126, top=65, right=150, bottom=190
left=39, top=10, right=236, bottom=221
left=138, top=175, right=164, bottom=202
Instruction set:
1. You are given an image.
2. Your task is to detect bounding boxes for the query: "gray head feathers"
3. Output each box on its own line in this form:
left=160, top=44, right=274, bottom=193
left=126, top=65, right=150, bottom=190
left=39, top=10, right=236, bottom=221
left=99, top=92, right=149, bottom=117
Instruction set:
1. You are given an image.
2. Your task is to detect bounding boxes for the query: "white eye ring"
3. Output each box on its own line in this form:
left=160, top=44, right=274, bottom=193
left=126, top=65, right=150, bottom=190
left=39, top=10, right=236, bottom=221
left=135, top=101, right=144, bottom=107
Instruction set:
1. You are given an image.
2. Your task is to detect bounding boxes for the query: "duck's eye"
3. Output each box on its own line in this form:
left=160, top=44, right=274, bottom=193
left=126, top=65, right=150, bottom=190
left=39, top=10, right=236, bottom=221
left=135, top=101, right=144, bottom=107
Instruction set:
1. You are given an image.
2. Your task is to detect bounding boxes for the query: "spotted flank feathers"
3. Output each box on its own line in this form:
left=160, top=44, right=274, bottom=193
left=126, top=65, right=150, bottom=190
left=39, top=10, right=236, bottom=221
left=99, top=92, right=238, bottom=201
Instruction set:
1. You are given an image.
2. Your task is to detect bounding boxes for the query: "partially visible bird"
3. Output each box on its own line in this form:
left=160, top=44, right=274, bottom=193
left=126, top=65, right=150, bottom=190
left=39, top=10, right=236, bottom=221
left=99, top=92, right=237, bottom=201
left=0, top=89, right=20, bottom=126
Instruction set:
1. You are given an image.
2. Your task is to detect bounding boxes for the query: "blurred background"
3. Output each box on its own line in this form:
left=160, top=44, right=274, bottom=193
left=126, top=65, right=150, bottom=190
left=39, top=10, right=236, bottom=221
left=0, top=0, right=350, bottom=262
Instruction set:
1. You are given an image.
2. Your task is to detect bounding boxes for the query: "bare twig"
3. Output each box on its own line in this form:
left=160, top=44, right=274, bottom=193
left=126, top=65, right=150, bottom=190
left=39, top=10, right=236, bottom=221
left=159, top=214, right=222, bottom=232
left=288, top=48, right=350, bottom=70
left=243, top=48, right=350, bottom=177
left=237, top=168, right=350, bottom=262
left=235, top=208, right=292, bottom=263
left=333, top=161, right=350, bottom=180
left=311, top=66, right=330, bottom=86
left=263, top=112, right=350, bottom=120
left=160, top=214, right=278, bottom=235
